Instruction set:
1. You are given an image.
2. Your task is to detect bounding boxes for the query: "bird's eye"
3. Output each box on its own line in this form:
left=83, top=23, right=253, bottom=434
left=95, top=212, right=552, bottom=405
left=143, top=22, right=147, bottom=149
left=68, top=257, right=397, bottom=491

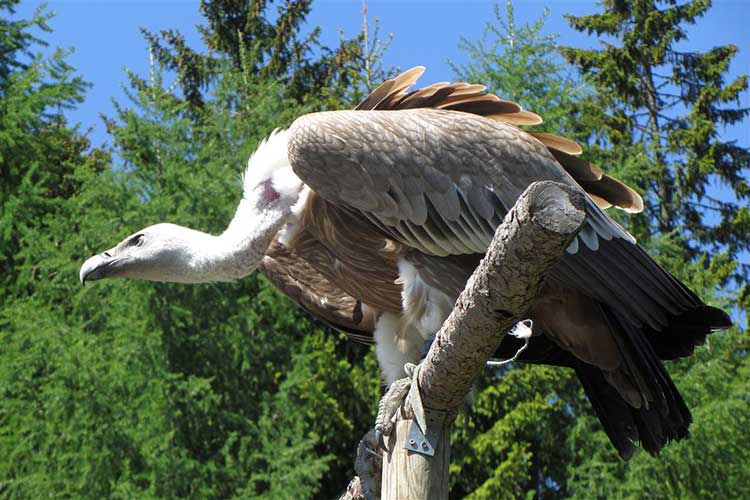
left=130, top=234, right=145, bottom=247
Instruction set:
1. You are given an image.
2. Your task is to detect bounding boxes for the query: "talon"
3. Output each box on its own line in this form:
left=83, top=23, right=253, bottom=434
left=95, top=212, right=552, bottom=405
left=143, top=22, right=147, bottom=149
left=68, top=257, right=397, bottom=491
left=375, top=428, right=388, bottom=452
left=364, top=444, right=381, bottom=458
left=373, top=375, right=411, bottom=450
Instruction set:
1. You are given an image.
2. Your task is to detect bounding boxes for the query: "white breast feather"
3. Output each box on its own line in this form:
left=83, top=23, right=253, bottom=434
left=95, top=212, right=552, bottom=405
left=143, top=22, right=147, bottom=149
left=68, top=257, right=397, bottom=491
left=372, top=260, right=456, bottom=384
left=277, top=185, right=312, bottom=247
left=397, top=258, right=454, bottom=339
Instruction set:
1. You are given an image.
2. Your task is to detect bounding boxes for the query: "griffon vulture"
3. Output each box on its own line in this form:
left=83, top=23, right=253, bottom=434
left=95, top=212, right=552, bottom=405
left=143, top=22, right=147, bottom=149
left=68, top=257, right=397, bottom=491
left=80, top=67, right=731, bottom=459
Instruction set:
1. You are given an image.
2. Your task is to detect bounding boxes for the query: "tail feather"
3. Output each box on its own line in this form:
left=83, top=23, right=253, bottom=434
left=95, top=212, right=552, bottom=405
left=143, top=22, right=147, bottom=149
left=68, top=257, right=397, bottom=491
left=574, top=356, right=691, bottom=459
left=575, top=304, right=696, bottom=459
left=575, top=361, right=639, bottom=460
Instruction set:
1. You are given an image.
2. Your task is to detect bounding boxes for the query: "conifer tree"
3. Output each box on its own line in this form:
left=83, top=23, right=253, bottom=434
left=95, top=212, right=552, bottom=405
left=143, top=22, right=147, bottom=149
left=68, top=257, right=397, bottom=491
left=100, top=2, right=383, bottom=497
left=451, top=3, right=748, bottom=498
left=560, top=2, right=750, bottom=497
left=562, top=0, right=749, bottom=287
left=452, top=1, right=588, bottom=135
left=138, top=0, right=363, bottom=116
left=0, top=2, right=382, bottom=498
left=0, top=0, right=102, bottom=297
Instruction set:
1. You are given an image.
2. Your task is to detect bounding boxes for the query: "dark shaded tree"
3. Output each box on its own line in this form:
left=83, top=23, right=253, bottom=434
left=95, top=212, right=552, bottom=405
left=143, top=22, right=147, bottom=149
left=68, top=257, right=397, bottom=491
left=138, top=0, right=364, bottom=116
left=559, top=2, right=749, bottom=497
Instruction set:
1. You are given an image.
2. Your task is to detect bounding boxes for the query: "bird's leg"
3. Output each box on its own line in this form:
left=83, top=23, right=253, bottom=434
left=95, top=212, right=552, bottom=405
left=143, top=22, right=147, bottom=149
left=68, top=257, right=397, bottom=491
left=372, top=315, right=426, bottom=450
left=374, top=340, right=433, bottom=451
left=374, top=321, right=535, bottom=451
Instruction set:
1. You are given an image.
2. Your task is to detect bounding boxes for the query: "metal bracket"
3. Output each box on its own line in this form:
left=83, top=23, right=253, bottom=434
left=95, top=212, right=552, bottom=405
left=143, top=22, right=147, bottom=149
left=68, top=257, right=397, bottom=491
left=404, top=409, right=445, bottom=457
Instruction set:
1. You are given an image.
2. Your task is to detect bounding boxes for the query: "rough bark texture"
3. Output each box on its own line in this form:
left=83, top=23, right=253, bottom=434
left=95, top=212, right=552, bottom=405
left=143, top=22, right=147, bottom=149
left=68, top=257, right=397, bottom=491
left=418, top=180, right=586, bottom=411
left=382, top=181, right=585, bottom=500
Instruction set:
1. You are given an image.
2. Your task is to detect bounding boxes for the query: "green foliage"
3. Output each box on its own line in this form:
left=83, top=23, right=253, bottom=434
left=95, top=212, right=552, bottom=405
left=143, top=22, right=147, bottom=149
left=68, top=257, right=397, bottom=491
left=0, top=2, right=381, bottom=498
left=0, top=0, right=97, bottom=299
left=558, top=1, right=750, bottom=498
left=1, top=0, right=747, bottom=498
left=140, top=0, right=365, bottom=115
left=342, top=2, right=398, bottom=105
left=450, top=366, right=577, bottom=499
left=450, top=2, right=748, bottom=498
left=451, top=1, right=589, bottom=136
left=566, top=329, right=750, bottom=500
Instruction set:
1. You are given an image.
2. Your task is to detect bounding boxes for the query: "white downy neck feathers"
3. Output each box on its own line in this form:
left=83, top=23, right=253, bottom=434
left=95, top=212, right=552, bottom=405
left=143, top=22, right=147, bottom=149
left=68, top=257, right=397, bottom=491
left=188, top=129, right=306, bottom=282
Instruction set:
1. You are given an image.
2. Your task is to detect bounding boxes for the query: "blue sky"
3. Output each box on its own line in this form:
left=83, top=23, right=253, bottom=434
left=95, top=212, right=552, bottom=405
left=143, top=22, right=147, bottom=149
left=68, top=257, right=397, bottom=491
left=15, top=0, right=749, bottom=149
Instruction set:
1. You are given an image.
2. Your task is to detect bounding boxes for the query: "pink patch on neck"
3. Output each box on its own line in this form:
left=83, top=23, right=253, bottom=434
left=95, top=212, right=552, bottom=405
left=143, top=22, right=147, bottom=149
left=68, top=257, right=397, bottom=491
left=254, top=179, right=280, bottom=207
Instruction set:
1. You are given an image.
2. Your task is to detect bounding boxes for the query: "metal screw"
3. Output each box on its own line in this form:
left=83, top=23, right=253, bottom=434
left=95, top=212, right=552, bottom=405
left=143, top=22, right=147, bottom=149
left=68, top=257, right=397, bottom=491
left=421, top=442, right=429, bottom=450
left=408, top=438, right=416, bottom=446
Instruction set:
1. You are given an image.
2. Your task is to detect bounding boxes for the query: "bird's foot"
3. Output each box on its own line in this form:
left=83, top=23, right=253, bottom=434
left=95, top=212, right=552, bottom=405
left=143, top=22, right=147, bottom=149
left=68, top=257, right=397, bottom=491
left=374, top=362, right=425, bottom=451
left=374, top=371, right=412, bottom=451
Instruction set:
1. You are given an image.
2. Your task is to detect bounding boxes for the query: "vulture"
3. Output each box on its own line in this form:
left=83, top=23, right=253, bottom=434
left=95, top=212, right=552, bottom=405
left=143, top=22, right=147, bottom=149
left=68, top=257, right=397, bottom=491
left=80, top=67, right=731, bottom=460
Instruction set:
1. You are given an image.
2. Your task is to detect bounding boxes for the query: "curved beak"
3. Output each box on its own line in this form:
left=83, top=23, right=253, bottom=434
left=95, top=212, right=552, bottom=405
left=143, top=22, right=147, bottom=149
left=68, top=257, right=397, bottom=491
left=80, top=252, right=117, bottom=284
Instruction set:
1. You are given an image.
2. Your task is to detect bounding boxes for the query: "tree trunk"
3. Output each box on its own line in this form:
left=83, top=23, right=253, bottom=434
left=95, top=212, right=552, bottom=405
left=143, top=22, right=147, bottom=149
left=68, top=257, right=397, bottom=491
left=643, top=64, right=672, bottom=233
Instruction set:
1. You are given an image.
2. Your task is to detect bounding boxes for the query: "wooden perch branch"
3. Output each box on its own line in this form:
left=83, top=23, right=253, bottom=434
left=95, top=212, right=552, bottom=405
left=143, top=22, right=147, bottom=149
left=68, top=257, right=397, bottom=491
left=342, top=181, right=586, bottom=500
left=419, top=180, right=586, bottom=410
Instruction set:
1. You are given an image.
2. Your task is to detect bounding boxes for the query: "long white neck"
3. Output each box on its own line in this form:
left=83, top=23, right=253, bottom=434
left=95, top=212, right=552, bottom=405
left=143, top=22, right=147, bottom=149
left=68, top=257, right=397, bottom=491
left=176, top=129, right=303, bottom=283
left=185, top=198, right=293, bottom=282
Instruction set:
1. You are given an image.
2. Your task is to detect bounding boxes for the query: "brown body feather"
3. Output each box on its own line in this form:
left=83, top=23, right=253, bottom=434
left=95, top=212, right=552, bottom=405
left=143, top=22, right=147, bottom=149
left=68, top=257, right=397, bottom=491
left=289, top=192, right=404, bottom=313
left=260, top=241, right=377, bottom=340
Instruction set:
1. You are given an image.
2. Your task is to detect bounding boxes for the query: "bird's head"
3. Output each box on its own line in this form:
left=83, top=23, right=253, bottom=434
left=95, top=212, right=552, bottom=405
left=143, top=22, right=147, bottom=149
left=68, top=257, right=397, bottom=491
left=80, top=128, right=302, bottom=286
left=80, top=223, right=213, bottom=284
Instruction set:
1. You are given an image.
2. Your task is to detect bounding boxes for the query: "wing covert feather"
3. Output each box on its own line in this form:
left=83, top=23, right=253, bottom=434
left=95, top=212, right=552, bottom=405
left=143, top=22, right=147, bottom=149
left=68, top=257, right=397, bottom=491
left=289, top=108, right=593, bottom=254
left=260, top=242, right=377, bottom=342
